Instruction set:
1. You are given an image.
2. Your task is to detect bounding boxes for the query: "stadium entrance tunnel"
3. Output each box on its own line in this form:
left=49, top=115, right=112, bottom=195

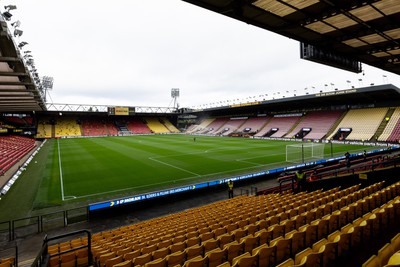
left=295, top=128, right=312, bottom=139
left=332, top=128, right=352, bottom=140
left=263, top=128, right=278, bottom=137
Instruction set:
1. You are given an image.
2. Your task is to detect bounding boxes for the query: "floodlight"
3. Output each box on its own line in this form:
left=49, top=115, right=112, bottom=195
left=11, top=20, right=20, bottom=27
left=4, top=5, right=17, bottom=11
left=18, top=41, right=28, bottom=48
left=2, top=11, right=12, bottom=20
left=14, top=29, right=23, bottom=37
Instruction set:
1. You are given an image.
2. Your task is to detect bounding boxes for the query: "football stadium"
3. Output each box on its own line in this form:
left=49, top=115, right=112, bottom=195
left=1, top=1, right=400, bottom=267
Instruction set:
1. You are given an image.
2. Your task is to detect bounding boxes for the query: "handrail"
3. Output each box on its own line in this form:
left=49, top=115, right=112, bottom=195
left=31, top=229, right=92, bottom=267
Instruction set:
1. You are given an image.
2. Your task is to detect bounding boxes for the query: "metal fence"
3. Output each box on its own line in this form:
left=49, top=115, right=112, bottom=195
left=0, top=206, right=88, bottom=242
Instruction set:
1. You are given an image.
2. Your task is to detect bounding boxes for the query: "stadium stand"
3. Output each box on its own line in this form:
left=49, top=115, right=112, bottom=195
left=55, top=117, right=82, bottom=138
left=0, top=135, right=36, bottom=174
left=327, top=108, right=388, bottom=141
left=254, top=115, right=302, bottom=138
left=186, top=118, right=215, bottom=134
left=378, top=107, right=400, bottom=143
left=36, top=118, right=53, bottom=138
left=199, top=118, right=229, bottom=135
left=144, top=117, right=170, bottom=133
left=81, top=117, right=109, bottom=136
left=3, top=116, right=34, bottom=127
left=37, top=180, right=400, bottom=267
left=235, top=116, right=270, bottom=136
left=126, top=118, right=152, bottom=134
left=217, top=118, right=247, bottom=136
left=159, top=118, right=180, bottom=133
left=286, top=110, right=344, bottom=140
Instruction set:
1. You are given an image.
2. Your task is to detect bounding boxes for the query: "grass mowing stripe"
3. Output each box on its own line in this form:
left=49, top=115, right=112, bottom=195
left=58, top=139, right=65, bottom=201
left=148, top=156, right=201, bottom=176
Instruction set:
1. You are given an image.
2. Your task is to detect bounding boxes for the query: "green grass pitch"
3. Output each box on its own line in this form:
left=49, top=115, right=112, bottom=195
left=0, top=134, right=372, bottom=220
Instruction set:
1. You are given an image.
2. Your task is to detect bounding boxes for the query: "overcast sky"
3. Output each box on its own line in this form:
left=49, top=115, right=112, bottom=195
left=5, top=0, right=400, bottom=109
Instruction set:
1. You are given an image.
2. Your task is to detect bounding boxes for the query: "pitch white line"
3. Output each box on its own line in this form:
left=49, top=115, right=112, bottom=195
left=148, top=156, right=201, bottom=176
left=236, top=159, right=264, bottom=166
left=65, top=179, right=177, bottom=200
left=57, top=139, right=65, bottom=201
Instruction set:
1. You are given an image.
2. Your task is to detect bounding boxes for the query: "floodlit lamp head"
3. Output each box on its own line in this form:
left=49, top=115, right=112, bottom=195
left=18, top=41, right=28, bottom=48
left=2, top=11, right=12, bottom=20
left=14, top=29, right=23, bottom=37
left=4, top=5, right=17, bottom=11
left=11, top=20, right=20, bottom=27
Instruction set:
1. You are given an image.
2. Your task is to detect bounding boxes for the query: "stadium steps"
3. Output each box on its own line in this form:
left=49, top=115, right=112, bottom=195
left=283, top=115, right=304, bottom=138
left=374, top=107, right=395, bottom=141
left=325, top=110, right=348, bottom=140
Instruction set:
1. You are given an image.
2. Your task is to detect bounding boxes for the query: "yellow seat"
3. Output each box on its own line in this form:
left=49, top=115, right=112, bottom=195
left=200, top=232, right=214, bottom=243
left=218, top=233, right=235, bottom=249
left=231, top=252, right=257, bottom=267
left=240, top=235, right=258, bottom=253
left=105, top=256, right=123, bottom=267
left=60, top=252, right=76, bottom=267
left=252, top=243, right=275, bottom=267
left=142, top=244, right=158, bottom=255
left=254, top=229, right=270, bottom=246
left=286, top=230, right=306, bottom=256
left=123, top=250, right=140, bottom=261
left=233, top=229, right=247, bottom=242
left=183, top=255, right=208, bottom=267
left=158, top=239, right=172, bottom=249
left=244, top=225, right=258, bottom=236
left=48, top=255, right=60, bottom=267
left=312, top=238, right=338, bottom=266
left=294, top=248, right=322, bottom=267
left=133, top=253, right=152, bottom=267
left=311, top=219, right=329, bottom=240
left=275, top=258, right=294, bottom=267
left=270, top=237, right=291, bottom=265
left=170, top=242, right=186, bottom=253
left=152, top=247, right=170, bottom=260
left=144, top=258, right=167, bottom=267
left=185, top=244, right=204, bottom=260
left=362, top=255, right=379, bottom=267
left=388, top=252, right=400, bottom=265
left=116, top=247, right=131, bottom=257
left=378, top=243, right=395, bottom=267
left=268, top=225, right=284, bottom=240
left=391, top=233, right=400, bottom=252
left=186, top=237, right=201, bottom=248
left=173, top=235, right=186, bottom=244
left=205, top=248, right=227, bottom=267
left=203, top=238, right=219, bottom=253
left=223, top=241, right=243, bottom=263
left=166, top=250, right=186, bottom=267
left=98, top=252, right=116, bottom=267
left=215, top=262, right=230, bottom=267
left=214, top=228, right=227, bottom=238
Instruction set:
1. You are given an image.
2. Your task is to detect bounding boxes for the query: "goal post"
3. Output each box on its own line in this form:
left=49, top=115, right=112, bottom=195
left=286, top=143, right=325, bottom=163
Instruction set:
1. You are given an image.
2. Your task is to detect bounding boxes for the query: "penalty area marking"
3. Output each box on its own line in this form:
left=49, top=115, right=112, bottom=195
left=64, top=196, right=77, bottom=200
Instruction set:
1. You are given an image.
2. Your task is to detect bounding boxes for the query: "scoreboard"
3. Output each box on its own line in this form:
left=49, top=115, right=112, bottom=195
left=107, top=106, right=136, bottom=116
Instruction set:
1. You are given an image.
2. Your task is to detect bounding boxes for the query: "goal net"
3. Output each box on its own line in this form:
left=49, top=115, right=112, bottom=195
left=286, top=143, right=325, bottom=163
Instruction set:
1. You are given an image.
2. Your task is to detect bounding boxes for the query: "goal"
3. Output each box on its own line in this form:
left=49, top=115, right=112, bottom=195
left=286, top=143, right=325, bottom=163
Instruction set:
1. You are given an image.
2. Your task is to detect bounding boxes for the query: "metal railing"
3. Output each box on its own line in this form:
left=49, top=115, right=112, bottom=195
left=31, top=230, right=92, bottom=267
left=0, top=207, right=88, bottom=242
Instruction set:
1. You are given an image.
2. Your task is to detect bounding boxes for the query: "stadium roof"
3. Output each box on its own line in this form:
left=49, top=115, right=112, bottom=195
left=197, top=84, right=400, bottom=115
left=182, top=0, right=400, bottom=75
left=0, top=17, right=46, bottom=112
